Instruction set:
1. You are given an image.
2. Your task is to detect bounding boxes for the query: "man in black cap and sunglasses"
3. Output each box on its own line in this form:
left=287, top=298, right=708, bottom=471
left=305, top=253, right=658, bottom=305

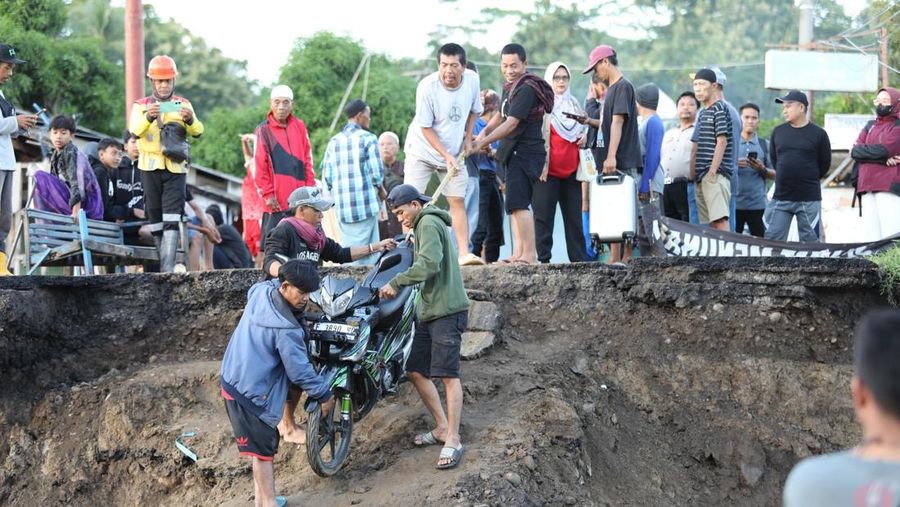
left=0, top=43, right=35, bottom=276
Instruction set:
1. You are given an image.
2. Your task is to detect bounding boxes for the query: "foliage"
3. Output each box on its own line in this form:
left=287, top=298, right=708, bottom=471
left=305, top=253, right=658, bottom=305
left=278, top=32, right=417, bottom=167
left=191, top=103, right=268, bottom=175
left=869, top=245, right=900, bottom=306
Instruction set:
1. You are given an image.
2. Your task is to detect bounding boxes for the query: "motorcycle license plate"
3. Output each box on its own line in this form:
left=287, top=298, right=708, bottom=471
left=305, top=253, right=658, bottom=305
left=313, top=322, right=357, bottom=335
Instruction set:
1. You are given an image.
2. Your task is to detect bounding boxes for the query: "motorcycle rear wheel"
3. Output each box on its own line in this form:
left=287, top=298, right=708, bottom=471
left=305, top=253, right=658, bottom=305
left=306, top=391, right=354, bottom=477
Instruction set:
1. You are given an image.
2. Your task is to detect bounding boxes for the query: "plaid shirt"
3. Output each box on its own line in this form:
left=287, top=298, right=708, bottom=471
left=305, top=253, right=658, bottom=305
left=322, top=123, right=384, bottom=223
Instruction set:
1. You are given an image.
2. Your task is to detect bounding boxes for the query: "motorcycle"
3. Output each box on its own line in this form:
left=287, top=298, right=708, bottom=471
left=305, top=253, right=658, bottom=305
left=303, top=238, right=418, bottom=477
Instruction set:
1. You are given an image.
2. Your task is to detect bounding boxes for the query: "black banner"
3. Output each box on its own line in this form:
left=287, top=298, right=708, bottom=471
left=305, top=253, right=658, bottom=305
left=642, top=204, right=898, bottom=259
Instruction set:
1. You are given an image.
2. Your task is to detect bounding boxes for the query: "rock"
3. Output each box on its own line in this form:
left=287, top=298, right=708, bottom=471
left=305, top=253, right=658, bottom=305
left=353, top=486, right=371, bottom=494
left=712, top=303, right=724, bottom=312
left=351, top=500, right=361, bottom=505
left=769, top=312, right=782, bottom=322
left=467, top=301, right=501, bottom=332
left=739, top=463, right=764, bottom=487
left=522, top=455, right=536, bottom=471
left=461, top=332, right=495, bottom=360
left=504, top=472, right=522, bottom=486
left=570, top=357, right=588, bottom=376
left=611, top=413, right=618, bottom=425
left=565, top=497, right=577, bottom=505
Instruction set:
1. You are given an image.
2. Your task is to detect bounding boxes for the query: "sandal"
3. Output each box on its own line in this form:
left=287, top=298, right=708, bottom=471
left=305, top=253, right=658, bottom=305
left=414, top=430, right=443, bottom=447
left=436, top=444, right=465, bottom=470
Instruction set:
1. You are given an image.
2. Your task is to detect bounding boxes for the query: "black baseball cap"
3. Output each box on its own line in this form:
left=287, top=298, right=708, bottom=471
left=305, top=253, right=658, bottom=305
left=775, top=90, right=809, bottom=107
left=0, top=44, right=26, bottom=65
left=387, top=184, right=431, bottom=208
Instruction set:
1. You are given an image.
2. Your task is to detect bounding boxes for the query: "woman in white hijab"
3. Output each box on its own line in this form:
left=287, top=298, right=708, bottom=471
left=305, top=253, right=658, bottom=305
left=533, top=62, right=587, bottom=263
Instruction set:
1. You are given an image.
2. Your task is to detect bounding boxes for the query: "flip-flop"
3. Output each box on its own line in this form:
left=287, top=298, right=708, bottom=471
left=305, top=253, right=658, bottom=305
left=414, top=430, right=443, bottom=447
left=509, top=259, right=535, bottom=265
left=436, top=444, right=464, bottom=470
left=496, top=258, right=517, bottom=264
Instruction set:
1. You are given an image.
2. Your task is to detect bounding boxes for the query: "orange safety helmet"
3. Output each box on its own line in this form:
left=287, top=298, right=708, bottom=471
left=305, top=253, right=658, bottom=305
left=147, top=55, right=177, bottom=80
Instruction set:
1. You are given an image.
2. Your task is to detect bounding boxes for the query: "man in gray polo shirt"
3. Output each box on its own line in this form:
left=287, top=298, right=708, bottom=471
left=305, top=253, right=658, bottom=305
left=735, top=102, right=774, bottom=237
left=783, top=309, right=900, bottom=506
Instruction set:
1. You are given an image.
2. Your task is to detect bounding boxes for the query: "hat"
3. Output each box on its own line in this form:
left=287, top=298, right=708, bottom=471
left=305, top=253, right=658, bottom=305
left=581, top=45, right=616, bottom=75
left=692, top=68, right=717, bottom=84
left=270, top=85, right=293, bottom=101
left=287, top=186, right=334, bottom=212
left=0, top=44, right=26, bottom=65
left=344, top=99, right=369, bottom=119
left=775, top=90, right=808, bottom=107
left=636, top=83, right=660, bottom=110
left=387, top=184, right=431, bottom=208
left=706, top=66, right=727, bottom=85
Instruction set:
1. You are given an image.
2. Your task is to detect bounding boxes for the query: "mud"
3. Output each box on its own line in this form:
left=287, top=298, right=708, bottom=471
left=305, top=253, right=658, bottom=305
left=0, top=258, right=888, bottom=506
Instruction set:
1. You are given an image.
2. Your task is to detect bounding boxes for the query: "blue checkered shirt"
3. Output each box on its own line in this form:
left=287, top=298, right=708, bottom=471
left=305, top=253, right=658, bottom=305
left=321, top=123, right=385, bottom=223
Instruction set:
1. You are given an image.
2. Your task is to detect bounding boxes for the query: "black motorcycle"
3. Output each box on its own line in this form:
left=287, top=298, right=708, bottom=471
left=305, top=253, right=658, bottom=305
left=303, top=239, right=418, bottom=477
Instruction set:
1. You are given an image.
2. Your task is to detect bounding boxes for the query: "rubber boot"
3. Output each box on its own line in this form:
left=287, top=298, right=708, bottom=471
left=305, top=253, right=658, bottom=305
left=0, top=251, right=11, bottom=276
left=159, top=230, right=178, bottom=273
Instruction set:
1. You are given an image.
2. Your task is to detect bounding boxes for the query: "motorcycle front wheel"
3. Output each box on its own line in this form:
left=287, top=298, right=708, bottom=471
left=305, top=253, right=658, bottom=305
left=306, top=391, right=354, bottom=477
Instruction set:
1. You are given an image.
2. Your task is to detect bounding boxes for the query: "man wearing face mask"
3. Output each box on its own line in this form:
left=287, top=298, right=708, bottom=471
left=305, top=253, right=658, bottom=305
left=851, top=87, right=900, bottom=241
left=255, top=85, right=315, bottom=253
left=129, top=55, right=204, bottom=272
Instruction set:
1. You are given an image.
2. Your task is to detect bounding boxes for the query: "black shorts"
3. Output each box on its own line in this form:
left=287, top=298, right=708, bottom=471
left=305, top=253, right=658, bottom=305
left=406, top=311, right=468, bottom=379
left=223, top=389, right=279, bottom=460
left=504, top=153, right=543, bottom=213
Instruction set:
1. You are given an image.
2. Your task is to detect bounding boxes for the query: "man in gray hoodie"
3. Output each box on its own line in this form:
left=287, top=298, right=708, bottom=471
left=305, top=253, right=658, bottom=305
left=220, top=260, right=333, bottom=507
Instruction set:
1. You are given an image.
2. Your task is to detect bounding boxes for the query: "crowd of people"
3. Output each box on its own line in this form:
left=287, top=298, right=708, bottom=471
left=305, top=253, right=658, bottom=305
left=2, top=38, right=900, bottom=506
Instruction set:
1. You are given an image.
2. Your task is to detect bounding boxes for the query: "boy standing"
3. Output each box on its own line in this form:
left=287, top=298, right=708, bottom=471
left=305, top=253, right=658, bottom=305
left=379, top=184, right=469, bottom=470
left=33, top=115, right=104, bottom=221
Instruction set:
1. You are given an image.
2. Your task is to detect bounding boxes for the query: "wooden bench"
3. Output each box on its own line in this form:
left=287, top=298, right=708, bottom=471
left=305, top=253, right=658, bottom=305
left=22, top=208, right=161, bottom=275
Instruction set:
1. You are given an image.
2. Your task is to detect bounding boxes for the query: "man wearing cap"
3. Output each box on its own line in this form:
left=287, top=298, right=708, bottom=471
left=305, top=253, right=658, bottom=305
left=582, top=44, right=641, bottom=263
left=379, top=184, right=469, bottom=470
left=321, top=99, right=385, bottom=265
left=262, top=186, right=396, bottom=281
left=404, top=43, right=484, bottom=266
left=129, top=54, right=204, bottom=272
left=0, top=43, right=35, bottom=276
left=764, top=90, right=831, bottom=242
left=254, top=85, right=315, bottom=254
left=690, top=68, right=734, bottom=231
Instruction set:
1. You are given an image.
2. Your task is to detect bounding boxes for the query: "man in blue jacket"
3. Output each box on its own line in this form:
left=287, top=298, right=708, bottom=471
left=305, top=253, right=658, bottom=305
left=220, top=260, right=333, bottom=506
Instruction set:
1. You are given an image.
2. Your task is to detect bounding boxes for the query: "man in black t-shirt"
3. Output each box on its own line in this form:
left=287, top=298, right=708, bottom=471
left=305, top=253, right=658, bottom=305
left=472, top=43, right=553, bottom=264
left=764, top=90, right=831, bottom=242
left=582, top=44, right=641, bottom=263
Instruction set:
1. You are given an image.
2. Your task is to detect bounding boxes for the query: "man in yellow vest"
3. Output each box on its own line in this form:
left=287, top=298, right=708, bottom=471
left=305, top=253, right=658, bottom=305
left=129, top=55, right=204, bottom=271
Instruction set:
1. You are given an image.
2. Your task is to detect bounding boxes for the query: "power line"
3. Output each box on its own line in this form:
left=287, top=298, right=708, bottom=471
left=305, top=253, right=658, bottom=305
left=837, top=0, right=899, bottom=39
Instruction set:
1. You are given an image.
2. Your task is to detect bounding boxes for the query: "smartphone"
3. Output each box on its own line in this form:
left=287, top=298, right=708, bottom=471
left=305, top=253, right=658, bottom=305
left=562, top=112, right=584, bottom=120
left=158, top=100, right=183, bottom=114
left=748, top=151, right=758, bottom=160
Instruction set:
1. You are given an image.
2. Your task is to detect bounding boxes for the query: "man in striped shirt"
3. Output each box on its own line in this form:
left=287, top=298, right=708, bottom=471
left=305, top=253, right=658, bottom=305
left=690, top=68, right=733, bottom=232
left=321, top=99, right=385, bottom=264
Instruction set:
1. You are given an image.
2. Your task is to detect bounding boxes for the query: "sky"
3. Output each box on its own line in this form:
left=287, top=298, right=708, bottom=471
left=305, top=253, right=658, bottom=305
left=139, top=0, right=869, bottom=85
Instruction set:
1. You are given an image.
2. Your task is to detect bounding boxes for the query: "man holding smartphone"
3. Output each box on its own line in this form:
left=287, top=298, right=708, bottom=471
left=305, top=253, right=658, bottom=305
left=0, top=43, right=35, bottom=276
left=735, top=103, right=774, bottom=237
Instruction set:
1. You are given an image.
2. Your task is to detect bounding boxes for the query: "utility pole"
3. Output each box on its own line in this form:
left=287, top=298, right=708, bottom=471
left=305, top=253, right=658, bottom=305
left=124, top=0, right=144, bottom=124
left=799, top=0, right=815, bottom=119
left=881, top=26, right=890, bottom=88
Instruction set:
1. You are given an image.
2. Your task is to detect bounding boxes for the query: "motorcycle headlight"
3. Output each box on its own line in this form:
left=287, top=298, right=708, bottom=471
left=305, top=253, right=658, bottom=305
left=322, top=287, right=354, bottom=317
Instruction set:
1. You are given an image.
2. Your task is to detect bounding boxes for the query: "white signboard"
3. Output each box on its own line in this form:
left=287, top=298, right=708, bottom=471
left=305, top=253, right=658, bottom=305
left=765, top=50, right=879, bottom=92
left=824, top=113, right=873, bottom=151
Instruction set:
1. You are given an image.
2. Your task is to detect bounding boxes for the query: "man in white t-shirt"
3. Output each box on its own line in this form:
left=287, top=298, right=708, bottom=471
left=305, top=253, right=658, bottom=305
left=404, top=43, right=484, bottom=266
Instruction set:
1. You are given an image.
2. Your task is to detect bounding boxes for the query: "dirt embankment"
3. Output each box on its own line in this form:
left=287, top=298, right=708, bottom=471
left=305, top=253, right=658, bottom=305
left=0, top=259, right=888, bottom=506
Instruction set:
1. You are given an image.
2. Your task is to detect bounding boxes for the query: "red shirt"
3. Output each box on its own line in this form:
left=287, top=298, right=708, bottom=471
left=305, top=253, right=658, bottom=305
left=548, top=125, right=580, bottom=179
left=253, top=112, right=315, bottom=209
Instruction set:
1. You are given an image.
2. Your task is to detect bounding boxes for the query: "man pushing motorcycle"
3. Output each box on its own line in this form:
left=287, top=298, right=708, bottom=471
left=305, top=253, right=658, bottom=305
left=220, top=260, right=334, bottom=506
left=379, top=184, right=470, bottom=470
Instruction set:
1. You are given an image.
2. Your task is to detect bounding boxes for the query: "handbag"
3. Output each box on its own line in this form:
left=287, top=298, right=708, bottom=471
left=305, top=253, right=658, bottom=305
left=160, top=122, right=190, bottom=163
left=576, top=148, right=596, bottom=182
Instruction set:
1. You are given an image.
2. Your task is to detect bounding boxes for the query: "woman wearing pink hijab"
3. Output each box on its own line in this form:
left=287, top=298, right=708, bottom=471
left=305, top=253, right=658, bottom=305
left=533, top=62, right=587, bottom=263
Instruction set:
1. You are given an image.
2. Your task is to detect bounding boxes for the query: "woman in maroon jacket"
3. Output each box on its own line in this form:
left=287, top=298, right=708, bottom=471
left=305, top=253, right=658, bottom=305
left=852, top=87, right=900, bottom=241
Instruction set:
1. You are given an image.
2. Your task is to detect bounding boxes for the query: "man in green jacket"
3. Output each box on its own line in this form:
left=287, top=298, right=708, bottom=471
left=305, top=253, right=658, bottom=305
left=379, top=184, right=469, bottom=470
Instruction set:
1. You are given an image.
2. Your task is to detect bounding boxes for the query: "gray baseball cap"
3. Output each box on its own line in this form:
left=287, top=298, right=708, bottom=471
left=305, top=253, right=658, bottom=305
left=287, top=186, right=334, bottom=212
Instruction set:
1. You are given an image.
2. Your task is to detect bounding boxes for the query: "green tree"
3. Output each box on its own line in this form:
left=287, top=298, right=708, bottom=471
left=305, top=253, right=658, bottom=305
left=278, top=32, right=417, bottom=166
left=191, top=103, right=268, bottom=173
